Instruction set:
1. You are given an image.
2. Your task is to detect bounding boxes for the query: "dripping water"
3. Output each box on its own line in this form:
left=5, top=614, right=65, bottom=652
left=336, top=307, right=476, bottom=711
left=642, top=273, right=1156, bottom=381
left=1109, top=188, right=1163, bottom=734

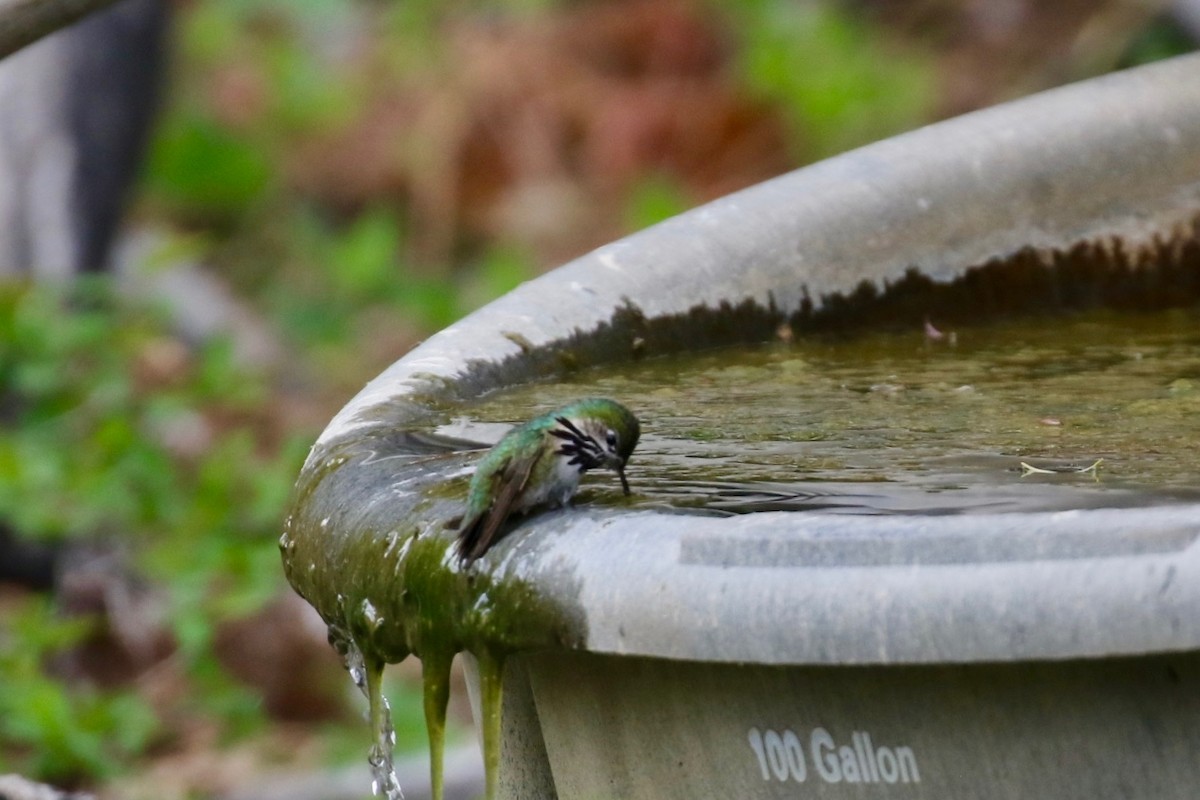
left=338, top=631, right=405, bottom=799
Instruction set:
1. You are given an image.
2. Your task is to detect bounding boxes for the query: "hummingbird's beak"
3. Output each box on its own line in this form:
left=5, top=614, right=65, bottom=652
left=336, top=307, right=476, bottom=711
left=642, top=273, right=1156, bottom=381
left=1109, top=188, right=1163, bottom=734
left=617, top=463, right=631, bottom=495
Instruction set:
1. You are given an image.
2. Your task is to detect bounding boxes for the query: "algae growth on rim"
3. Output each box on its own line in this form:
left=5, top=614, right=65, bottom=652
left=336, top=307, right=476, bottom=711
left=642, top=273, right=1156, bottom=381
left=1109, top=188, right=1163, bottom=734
left=280, top=412, right=588, bottom=799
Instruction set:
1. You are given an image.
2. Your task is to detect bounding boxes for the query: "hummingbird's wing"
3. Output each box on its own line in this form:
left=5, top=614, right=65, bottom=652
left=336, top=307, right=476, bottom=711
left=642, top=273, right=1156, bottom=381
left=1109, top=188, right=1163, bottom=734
left=455, top=446, right=545, bottom=565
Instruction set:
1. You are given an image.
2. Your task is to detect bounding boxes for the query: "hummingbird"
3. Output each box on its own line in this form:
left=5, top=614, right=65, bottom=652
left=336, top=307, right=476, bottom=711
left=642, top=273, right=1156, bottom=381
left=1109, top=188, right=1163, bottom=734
left=454, top=398, right=640, bottom=565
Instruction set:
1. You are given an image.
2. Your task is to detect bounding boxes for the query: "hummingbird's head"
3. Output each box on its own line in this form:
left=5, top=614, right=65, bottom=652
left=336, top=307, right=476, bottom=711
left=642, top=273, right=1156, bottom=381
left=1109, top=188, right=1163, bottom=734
left=555, top=398, right=640, bottom=494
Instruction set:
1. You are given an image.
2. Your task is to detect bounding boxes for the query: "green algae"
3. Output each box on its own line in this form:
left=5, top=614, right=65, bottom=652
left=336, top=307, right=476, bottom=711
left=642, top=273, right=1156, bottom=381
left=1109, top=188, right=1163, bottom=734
left=420, top=647, right=452, bottom=800
left=476, top=648, right=506, bottom=800
left=281, top=422, right=583, bottom=800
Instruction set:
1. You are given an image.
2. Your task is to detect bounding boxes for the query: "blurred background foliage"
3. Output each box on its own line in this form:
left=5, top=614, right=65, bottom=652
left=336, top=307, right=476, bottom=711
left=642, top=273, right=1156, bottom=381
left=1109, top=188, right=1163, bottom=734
left=0, top=0, right=1193, bottom=796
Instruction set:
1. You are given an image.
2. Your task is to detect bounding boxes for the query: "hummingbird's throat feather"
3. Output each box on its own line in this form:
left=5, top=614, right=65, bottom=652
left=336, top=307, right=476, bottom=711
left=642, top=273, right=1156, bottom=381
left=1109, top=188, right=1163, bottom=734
left=550, top=416, right=606, bottom=471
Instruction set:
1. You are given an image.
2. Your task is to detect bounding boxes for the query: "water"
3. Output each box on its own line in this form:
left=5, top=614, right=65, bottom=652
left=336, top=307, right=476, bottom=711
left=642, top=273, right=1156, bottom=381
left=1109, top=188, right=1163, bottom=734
left=456, top=308, right=1200, bottom=515
left=339, top=635, right=405, bottom=800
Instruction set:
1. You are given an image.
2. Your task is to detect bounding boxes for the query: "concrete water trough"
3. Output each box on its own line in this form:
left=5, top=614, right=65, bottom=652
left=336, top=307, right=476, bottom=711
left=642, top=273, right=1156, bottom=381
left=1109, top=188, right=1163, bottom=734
left=283, top=54, right=1200, bottom=799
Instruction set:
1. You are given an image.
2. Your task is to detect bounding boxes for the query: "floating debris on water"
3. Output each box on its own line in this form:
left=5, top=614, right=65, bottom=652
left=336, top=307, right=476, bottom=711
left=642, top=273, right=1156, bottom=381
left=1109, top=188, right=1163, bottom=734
left=1020, top=458, right=1104, bottom=478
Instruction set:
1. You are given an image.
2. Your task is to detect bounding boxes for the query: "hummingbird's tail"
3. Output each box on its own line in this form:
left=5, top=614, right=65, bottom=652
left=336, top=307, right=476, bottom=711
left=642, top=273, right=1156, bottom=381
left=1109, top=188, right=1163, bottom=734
left=453, top=515, right=483, bottom=566
left=453, top=509, right=508, bottom=566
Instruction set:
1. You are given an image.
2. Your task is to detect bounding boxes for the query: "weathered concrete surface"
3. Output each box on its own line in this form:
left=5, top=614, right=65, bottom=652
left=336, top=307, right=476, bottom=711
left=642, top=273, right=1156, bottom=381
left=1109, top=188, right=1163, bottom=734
left=484, top=505, right=1200, bottom=665
left=523, top=650, right=1200, bottom=799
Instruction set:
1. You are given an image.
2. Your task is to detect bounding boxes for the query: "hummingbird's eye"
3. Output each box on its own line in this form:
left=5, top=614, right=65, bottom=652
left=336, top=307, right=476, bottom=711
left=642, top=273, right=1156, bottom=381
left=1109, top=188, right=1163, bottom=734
left=605, top=430, right=618, bottom=449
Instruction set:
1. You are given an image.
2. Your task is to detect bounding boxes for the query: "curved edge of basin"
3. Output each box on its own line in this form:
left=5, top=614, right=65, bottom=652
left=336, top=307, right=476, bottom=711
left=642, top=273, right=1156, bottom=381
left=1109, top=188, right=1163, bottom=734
left=294, top=54, right=1200, bottom=665
left=316, top=52, right=1200, bottom=449
left=488, top=505, right=1200, bottom=665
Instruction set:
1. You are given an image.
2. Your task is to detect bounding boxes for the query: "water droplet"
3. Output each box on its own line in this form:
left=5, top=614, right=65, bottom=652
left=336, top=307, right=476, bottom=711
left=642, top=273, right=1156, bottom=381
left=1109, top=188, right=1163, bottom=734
left=362, top=598, right=383, bottom=630
left=368, top=741, right=404, bottom=799
left=343, top=640, right=368, bottom=691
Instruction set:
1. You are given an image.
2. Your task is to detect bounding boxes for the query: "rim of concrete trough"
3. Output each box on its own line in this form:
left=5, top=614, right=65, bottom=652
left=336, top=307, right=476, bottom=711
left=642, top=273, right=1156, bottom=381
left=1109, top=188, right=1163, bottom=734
left=305, top=53, right=1200, bottom=666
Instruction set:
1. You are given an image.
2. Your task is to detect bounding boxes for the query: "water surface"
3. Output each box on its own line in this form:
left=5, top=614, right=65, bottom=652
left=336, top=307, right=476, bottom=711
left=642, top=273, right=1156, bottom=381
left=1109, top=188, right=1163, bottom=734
left=448, top=309, right=1200, bottom=515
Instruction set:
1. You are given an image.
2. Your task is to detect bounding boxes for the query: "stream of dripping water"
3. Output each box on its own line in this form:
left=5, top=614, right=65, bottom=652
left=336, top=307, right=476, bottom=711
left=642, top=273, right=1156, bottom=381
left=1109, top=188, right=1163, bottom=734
left=344, top=639, right=405, bottom=799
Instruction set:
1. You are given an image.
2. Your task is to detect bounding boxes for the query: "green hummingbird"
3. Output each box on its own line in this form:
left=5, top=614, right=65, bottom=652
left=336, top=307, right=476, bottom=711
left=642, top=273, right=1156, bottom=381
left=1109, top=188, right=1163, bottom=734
left=454, top=398, right=640, bottom=565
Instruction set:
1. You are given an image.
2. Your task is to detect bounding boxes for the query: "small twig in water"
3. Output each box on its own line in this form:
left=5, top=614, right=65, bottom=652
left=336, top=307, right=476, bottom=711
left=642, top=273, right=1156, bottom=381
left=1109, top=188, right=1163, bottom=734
left=1020, top=458, right=1104, bottom=478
